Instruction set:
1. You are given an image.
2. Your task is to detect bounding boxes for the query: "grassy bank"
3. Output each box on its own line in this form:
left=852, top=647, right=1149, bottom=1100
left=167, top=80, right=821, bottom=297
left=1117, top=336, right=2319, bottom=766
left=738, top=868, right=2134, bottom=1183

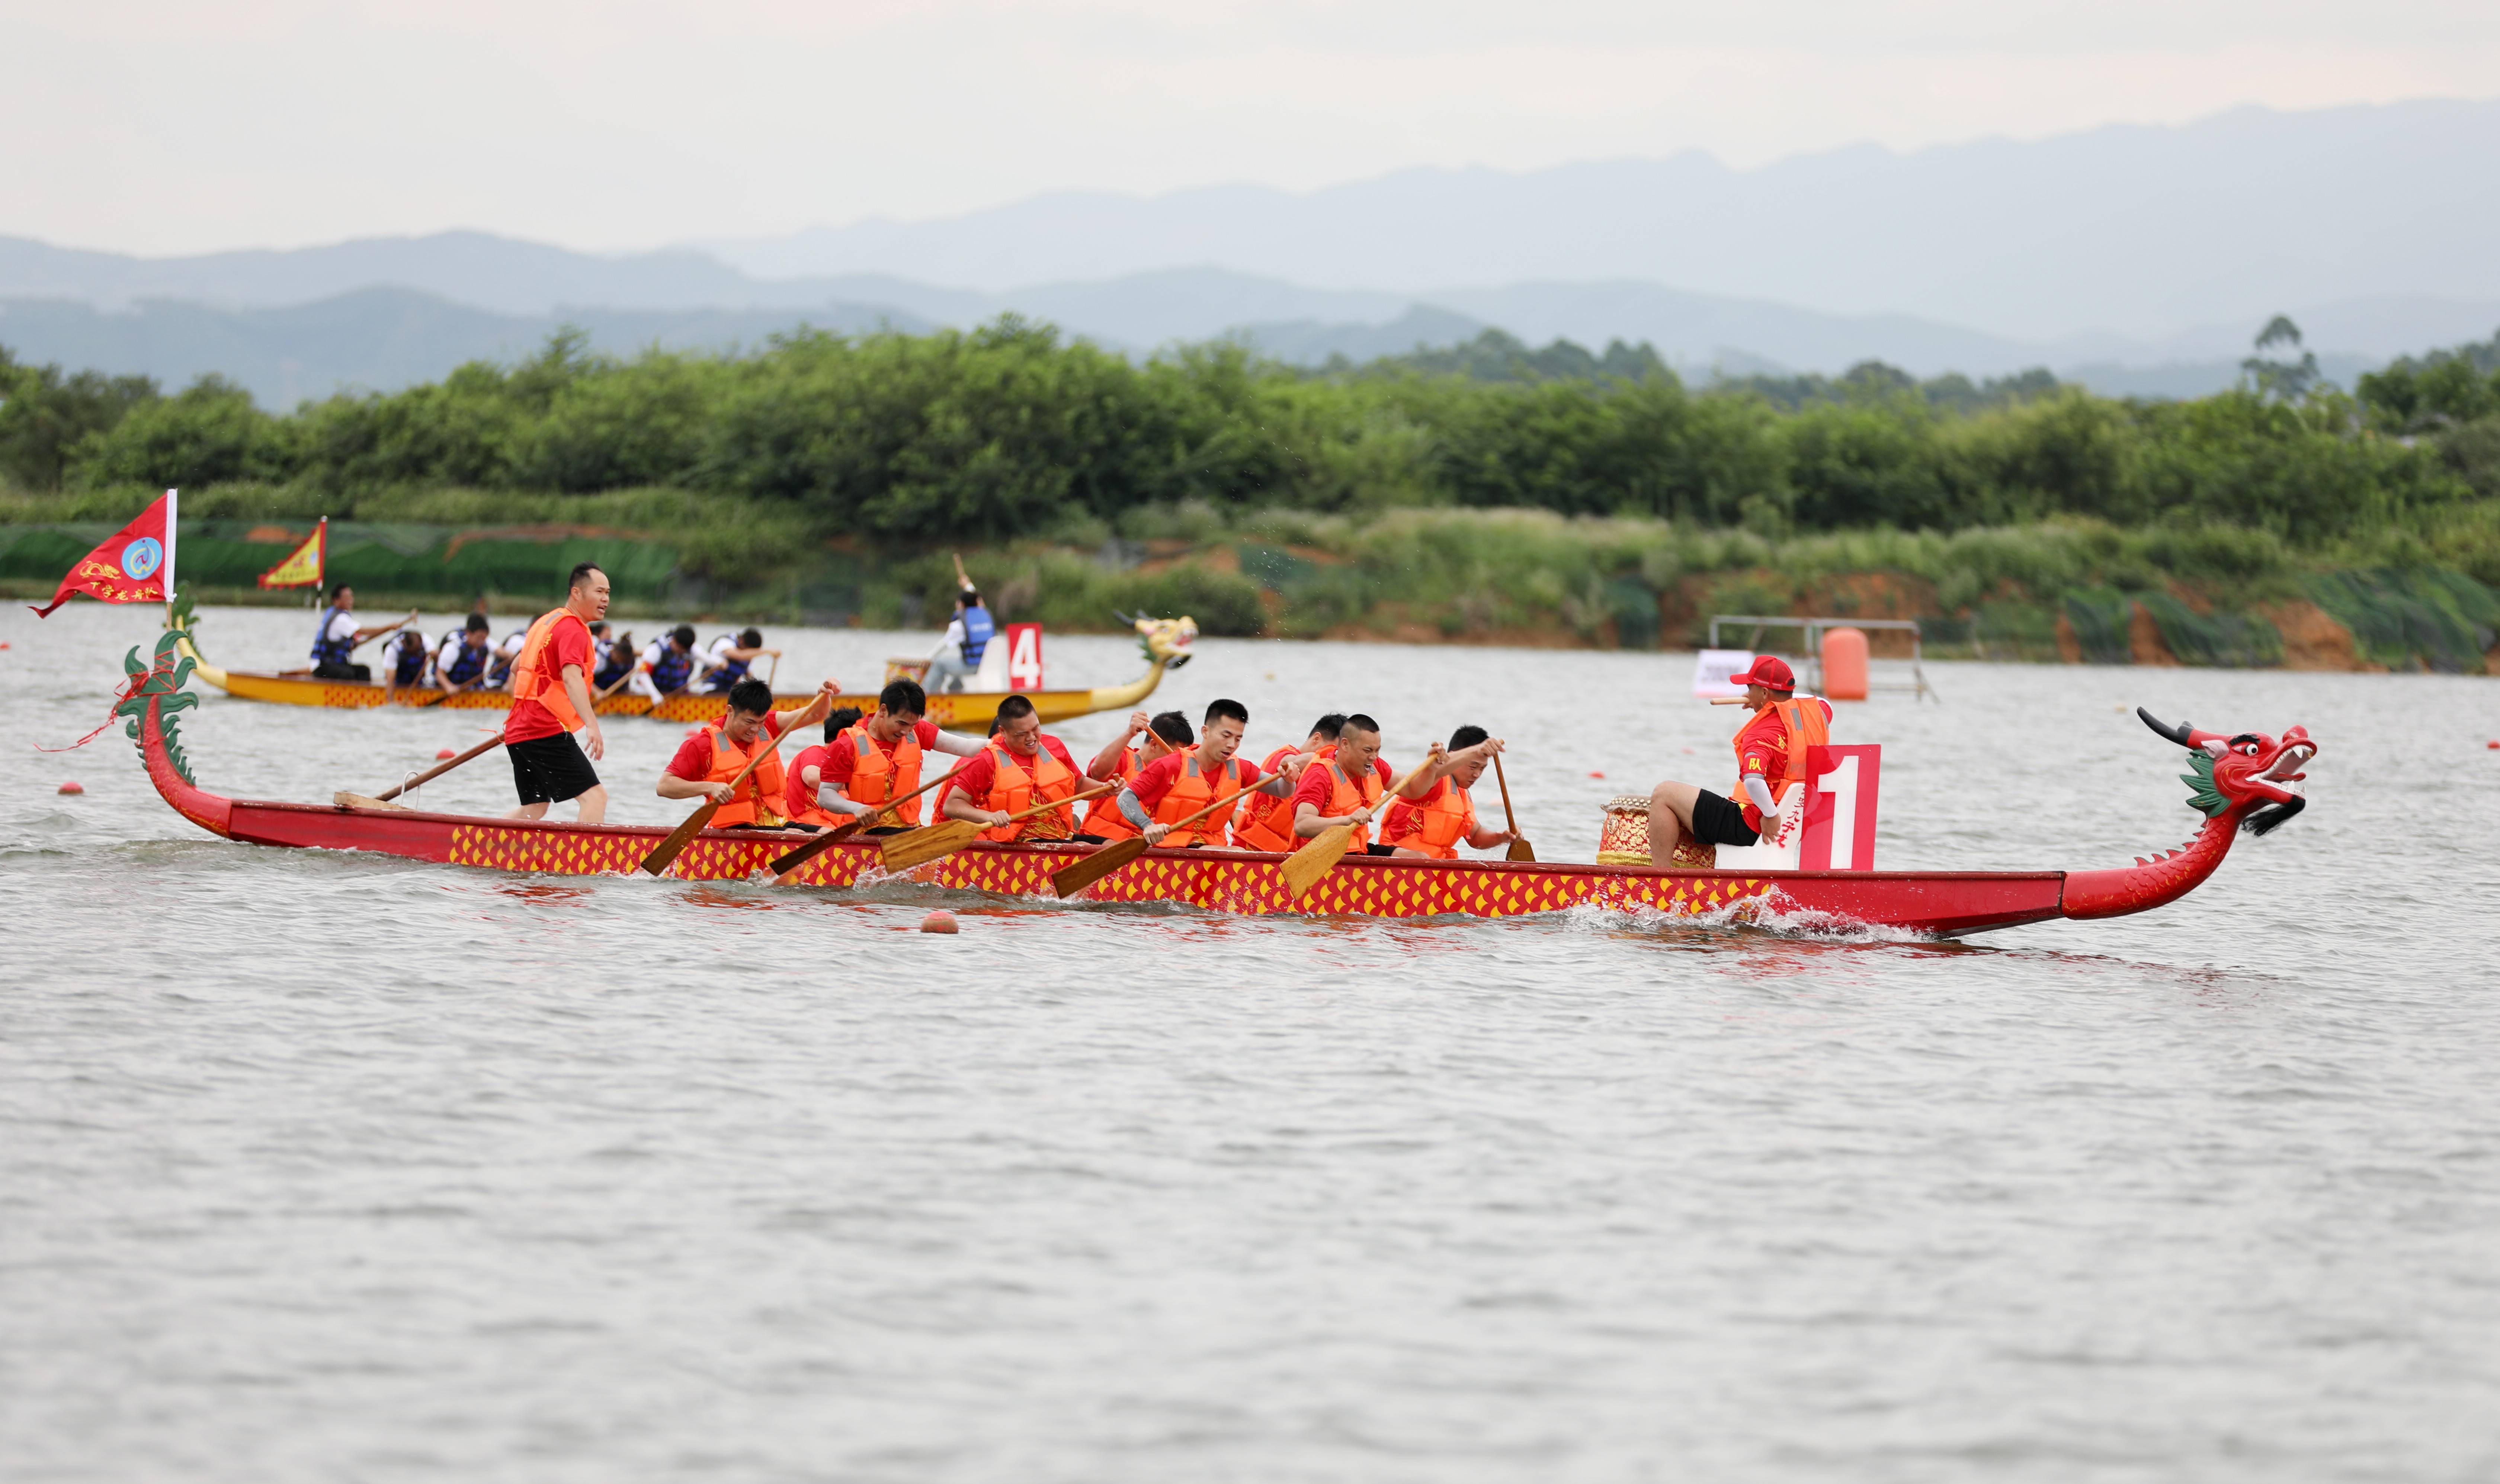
left=6, top=489, right=2493, bottom=673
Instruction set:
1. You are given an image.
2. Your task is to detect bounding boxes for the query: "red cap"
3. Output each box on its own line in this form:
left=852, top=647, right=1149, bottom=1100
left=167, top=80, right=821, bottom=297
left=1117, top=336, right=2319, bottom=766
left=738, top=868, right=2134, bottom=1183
left=1728, top=655, right=1795, bottom=691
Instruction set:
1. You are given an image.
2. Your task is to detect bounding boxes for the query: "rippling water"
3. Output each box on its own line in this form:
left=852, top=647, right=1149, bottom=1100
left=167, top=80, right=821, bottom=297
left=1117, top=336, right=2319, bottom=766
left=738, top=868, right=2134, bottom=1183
left=4, top=603, right=2497, bottom=1483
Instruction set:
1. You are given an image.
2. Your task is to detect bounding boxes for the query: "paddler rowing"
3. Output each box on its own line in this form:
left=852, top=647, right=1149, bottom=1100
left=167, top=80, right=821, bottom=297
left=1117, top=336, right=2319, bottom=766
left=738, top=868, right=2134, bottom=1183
left=309, top=584, right=416, bottom=680
left=654, top=676, right=842, bottom=827
left=786, top=678, right=985, bottom=832
left=1643, top=654, right=1832, bottom=867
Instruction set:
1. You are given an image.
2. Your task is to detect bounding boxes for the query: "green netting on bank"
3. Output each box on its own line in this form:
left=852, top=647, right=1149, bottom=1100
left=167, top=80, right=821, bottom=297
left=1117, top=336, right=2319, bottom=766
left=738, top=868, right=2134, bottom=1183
left=1973, top=601, right=2062, bottom=662
left=2139, top=593, right=2283, bottom=668
left=2303, top=568, right=2500, bottom=673
left=0, top=520, right=685, bottom=606
left=2062, top=589, right=2134, bottom=664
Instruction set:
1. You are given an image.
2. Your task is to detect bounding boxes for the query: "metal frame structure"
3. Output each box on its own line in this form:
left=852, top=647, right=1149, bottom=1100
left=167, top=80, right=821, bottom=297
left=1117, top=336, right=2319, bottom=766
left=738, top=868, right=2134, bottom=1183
left=1707, top=615, right=1937, bottom=701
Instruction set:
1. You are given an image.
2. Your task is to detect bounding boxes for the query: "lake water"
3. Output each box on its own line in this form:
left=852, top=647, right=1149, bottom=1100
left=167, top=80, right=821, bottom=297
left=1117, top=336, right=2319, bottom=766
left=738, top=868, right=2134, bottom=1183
left=4, top=603, right=2497, bottom=1483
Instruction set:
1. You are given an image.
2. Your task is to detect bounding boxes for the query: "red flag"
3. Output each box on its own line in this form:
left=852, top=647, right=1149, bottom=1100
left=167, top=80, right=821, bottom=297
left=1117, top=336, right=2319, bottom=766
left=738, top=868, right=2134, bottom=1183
left=31, top=489, right=177, bottom=617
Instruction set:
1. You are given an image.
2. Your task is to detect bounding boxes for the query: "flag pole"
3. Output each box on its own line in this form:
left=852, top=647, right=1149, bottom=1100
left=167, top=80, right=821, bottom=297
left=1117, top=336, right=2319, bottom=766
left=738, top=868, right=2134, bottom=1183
left=162, top=488, right=179, bottom=628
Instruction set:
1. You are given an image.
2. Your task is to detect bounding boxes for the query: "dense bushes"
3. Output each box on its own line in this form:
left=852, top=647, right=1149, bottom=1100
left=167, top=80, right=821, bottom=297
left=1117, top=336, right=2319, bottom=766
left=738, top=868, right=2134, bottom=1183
left=7, top=319, right=2494, bottom=558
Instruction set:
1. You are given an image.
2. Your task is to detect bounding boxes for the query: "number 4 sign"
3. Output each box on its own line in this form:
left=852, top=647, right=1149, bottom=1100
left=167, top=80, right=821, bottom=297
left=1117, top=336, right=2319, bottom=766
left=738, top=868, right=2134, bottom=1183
left=1003, top=623, right=1044, bottom=692
left=1798, top=744, right=1881, bottom=870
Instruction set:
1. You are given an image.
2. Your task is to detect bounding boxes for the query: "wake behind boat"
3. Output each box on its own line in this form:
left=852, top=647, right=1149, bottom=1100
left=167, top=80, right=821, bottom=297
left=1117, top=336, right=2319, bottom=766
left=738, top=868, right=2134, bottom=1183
left=116, top=627, right=2318, bottom=935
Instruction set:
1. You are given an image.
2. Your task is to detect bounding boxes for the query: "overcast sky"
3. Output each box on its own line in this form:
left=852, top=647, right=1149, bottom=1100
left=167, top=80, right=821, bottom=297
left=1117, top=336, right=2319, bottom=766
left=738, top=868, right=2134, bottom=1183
left=8, top=0, right=2496, bottom=257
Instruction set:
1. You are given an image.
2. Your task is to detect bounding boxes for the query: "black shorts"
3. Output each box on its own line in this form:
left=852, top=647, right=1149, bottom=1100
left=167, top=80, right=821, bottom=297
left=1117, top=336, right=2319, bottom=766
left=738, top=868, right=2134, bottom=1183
left=508, top=733, right=600, bottom=806
left=312, top=661, right=371, bottom=681
left=1363, top=843, right=1398, bottom=857
left=1688, top=788, right=1761, bottom=848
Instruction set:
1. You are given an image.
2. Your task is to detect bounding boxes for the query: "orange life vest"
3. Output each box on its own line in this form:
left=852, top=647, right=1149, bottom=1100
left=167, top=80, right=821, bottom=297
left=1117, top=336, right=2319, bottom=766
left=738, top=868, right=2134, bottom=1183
left=1233, top=742, right=1328, bottom=852
left=699, top=720, right=786, bottom=828
left=1382, top=780, right=1477, bottom=858
left=1731, top=696, right=1832, bottom=826
left=508, top=608, right=591, bottom=732
left=842, top=720, right=924, bottom=825
left=1263, top=757, right=1386, bottom=852
left=783, top=742, right=843, bottom=828
left=1152, top=751, right=1253, bottom=847
left=1080, top=744, right=1148, bottom=842
left=976, top=738, right=1077, bottom=842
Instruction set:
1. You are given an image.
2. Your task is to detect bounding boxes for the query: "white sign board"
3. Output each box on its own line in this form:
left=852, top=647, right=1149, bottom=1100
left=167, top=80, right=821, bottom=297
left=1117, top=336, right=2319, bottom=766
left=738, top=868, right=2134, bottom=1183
left=1692, top=649, right=1753, bottom=699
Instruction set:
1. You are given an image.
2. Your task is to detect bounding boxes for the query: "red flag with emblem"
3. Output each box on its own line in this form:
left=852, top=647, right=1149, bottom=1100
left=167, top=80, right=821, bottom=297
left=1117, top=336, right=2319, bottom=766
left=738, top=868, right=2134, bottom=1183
left=31, top=489, right=177, bottom=618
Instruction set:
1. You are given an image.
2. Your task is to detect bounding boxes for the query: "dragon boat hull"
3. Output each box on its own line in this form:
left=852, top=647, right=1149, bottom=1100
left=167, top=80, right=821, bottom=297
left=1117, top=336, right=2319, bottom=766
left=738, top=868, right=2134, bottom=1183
left=170, top=632, right=1177, bottom=730
left=118, top=630, right=2311, bottom=936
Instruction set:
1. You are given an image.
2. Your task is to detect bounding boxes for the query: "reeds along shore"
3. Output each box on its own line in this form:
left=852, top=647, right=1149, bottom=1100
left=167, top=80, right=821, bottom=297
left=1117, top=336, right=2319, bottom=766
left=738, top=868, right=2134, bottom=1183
left=4, top=500, right=2493, bottom=675
left=5, top=319, right=2497, bottom=671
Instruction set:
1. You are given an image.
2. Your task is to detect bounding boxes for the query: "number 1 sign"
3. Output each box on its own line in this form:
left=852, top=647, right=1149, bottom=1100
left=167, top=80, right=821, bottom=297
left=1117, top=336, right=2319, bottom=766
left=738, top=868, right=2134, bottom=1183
left=1798, top=744, right=1881, bottom=871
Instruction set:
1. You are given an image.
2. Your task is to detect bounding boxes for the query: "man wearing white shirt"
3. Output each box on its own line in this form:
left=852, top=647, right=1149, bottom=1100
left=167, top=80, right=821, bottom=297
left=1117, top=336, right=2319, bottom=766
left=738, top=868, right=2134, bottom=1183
left=308, top=584, right=412, bottom=681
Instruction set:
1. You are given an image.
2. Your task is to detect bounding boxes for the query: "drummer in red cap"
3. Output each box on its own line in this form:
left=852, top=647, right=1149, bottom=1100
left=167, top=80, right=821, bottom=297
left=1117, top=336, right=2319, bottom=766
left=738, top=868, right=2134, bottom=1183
left=1646, top=654, right=1833, bottom=866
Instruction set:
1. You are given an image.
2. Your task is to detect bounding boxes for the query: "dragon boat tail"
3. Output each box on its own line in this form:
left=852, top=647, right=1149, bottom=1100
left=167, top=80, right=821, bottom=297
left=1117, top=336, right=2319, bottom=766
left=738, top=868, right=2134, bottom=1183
left=115, top=630, right=2315, bottom=935
left=168, top=612, right=1198, bottom=732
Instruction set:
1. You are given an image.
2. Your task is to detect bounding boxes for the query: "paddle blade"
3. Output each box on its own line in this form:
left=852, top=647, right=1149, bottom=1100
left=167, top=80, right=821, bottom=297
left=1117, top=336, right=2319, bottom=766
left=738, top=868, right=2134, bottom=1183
left=640, top=801, right=719, bottom=875
left=1049, top=835, right=1150, bottom=898
left=768, top=817, right=865, bottom=877
left=1506, top=837, right=1536, bottom=862
left=1279, top=824, right=1355, bottom=901
left=879, top=819, right=980, bottom=873
left=332, top=791, right=410, bottom=812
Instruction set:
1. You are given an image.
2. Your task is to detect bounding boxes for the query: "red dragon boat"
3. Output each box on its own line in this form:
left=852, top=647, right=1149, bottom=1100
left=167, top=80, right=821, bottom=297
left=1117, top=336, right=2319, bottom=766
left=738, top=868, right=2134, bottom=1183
left=115, top=630, right=2317, bottom=935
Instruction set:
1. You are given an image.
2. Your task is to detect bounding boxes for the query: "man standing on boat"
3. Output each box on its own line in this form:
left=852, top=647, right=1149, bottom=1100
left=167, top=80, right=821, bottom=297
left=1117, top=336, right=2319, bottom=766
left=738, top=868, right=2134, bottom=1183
left=809, top=678, right=986, bottom=831
left=503, top=563, right=614, bottom=825
left=924, top=589, right=994, bottom=694
left=1380, top=726, right=1516, bottom=858
left=309, top=584, right=414, bottom=681
left=1644, top=655, right=1832, bottom=866
left=939, top=693, right=1081, bottom=840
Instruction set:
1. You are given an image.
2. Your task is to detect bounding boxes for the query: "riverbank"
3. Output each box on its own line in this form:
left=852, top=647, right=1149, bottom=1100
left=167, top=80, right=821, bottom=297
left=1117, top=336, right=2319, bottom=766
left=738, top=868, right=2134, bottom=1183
left=4, top=495, right=2493, bottom=673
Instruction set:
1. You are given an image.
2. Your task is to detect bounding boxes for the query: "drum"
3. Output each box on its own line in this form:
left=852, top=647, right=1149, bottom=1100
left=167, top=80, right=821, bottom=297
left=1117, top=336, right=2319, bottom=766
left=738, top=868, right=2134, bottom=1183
left=1598, top=795, right=1717, bottom=869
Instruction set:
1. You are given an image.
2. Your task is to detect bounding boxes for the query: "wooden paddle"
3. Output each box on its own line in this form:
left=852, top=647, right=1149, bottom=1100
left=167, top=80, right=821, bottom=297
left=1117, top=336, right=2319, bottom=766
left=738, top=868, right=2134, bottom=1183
left=879, top=784, right=1114, bottom=874
left=1278, top=757, right=1434, bottom=902
left=638, top=722, right=797, bottom=876
left=332, top=792, right=411, bottom=812
left=1048, top=778, right=1249, bottom=899
left=766, top=765, right=960, bottom=881
left=1491, top=748, right=1535, bottom=862
left=372, top=732, right=504, bottom=802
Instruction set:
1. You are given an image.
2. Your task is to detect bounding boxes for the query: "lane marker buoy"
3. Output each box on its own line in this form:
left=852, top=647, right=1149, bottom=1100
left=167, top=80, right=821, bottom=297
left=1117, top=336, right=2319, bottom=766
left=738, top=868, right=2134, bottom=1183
left=58, top=781, right=83, bottom=795
left=921, top=910, right=958, bottom=934
left=436, top=747, right=457, bottom=759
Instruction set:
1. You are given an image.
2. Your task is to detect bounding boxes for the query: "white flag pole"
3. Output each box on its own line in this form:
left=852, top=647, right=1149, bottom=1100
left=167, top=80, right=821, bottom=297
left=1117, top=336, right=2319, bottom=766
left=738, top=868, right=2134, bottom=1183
left=162, top=488, right=179, bottom=628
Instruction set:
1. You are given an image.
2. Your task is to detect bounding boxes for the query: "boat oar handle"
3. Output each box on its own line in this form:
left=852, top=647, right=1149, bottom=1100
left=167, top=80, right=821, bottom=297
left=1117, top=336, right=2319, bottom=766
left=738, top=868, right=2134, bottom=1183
left=376, top=733, right=503, bottom=802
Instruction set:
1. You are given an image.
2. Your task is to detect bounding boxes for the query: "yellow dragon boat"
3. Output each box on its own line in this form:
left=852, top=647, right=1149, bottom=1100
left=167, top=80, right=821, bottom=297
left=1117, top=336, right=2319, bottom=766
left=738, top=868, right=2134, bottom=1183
left=170, top=614, right=1197, bottom=731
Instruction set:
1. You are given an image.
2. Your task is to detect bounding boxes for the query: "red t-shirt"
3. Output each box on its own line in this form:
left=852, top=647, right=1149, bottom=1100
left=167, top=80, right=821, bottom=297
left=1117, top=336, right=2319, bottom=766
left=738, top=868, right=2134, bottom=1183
left=1129, top=750, right=1260, bottom=812
left=663, top=710, right=788, bottom=781
left=944, top=735, right=1079, bottom=807
left=818, top=718, right=942, bottom=790
left=1731, top=697, right=1835, bottom=828
left=502, top=617, right=593, bottom=743
left=785, top=741, right=836, bottom=818
left=1291, top=755, right=1392, bottom=816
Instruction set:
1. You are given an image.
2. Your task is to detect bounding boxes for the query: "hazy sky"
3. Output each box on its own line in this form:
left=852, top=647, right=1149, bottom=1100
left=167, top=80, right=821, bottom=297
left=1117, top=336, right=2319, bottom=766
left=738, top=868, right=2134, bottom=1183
left=8, top=0, right=2496, bottom=256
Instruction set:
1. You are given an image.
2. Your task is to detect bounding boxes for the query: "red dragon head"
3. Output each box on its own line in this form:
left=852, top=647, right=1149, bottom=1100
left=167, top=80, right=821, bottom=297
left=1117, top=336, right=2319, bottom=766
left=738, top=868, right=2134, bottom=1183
left=2136, top=709, right=2316, bottom=837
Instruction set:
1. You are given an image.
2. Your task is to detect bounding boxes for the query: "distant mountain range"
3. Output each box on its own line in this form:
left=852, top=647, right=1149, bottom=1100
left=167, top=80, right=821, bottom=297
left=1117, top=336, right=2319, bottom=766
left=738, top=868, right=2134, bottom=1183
left=1, top=97, right=2495, bottom=407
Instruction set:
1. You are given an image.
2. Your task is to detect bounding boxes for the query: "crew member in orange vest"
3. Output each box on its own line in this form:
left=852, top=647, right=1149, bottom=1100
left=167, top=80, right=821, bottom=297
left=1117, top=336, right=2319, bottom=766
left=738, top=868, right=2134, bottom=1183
left=1283, top=714, right=1438, bottom=856
left=804, top=679, right=987, bottom=833
left=1644, top=654, right=1833, bottom=865
left=939, top=694, right=1084, bottom=841
left=503, top=562, right=613, bottom=823
left=1379, top=725, right=1517, bottom=858
left=1231, top=712, right=1346, bottom=851
left=656, top=676, right=840, bottom=827
left=1078, top=710, right=1195, bottom=843
left=1119, top=699, right=1307, bottom=847
left=781, top=706, right=862, bottom=828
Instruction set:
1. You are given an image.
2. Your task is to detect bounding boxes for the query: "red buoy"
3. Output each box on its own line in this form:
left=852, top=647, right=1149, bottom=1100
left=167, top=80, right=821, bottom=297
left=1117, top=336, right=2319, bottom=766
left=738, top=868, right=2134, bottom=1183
left=1588, top=771, right=1606, bottom=779
left=57, top=781, right=83, bottom=795
left=436, top=747, right=457, bottom=759
left=921, top=910, right=958, bottom=934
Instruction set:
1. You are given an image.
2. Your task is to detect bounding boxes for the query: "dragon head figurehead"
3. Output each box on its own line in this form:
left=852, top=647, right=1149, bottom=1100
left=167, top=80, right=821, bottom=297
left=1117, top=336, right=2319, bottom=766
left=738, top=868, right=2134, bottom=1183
left=1125, top=613, right=1199, bottom=669
left=2137, top=708, right=2316, bottom=838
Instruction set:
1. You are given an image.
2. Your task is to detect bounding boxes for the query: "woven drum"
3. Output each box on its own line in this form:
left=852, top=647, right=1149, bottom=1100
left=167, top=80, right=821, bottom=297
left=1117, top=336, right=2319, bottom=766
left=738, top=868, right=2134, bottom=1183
left=1597, top=795, right=1717, bottom=869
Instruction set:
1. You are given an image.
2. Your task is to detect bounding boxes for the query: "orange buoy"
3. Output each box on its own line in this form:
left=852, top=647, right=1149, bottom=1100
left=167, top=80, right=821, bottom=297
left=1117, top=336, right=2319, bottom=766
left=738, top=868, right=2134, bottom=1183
left=436, top=747, right=457, bottom=759
left=1588, top=771, right=1605, bottom=779
left=58, top=781, right=83, bottom=795
left=1821, top=626, right=1870, bottom=701
left=2488, top=740, right=2498, bottom=750
left=921, top=910, right=958, bottom=934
